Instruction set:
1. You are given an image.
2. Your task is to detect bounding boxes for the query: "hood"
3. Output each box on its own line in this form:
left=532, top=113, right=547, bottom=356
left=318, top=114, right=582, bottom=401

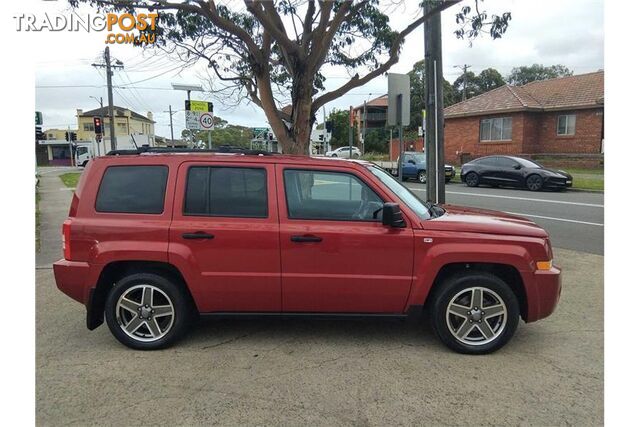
left=425, top=204, right=548, bottom=238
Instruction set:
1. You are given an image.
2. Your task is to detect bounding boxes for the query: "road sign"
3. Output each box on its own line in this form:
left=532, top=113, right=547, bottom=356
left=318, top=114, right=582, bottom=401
left=252, top=127, right=269, bottom=139
left=387, top=73, right=410, bottom=126
left=185, top=100, right=213, bottom=112
left=185, top=110, right=200, bottom=130
left=199, top=112, right=214, bottom=130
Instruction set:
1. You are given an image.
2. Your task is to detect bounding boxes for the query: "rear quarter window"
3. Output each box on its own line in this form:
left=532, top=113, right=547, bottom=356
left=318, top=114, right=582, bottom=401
left=95, top=165, right=168, bottom=214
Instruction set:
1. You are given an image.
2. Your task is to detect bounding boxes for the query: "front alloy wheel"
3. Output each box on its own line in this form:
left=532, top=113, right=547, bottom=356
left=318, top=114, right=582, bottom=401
left=526, top=174, right=543, bottom=191
left=418, top=171, right=427, bottom=183
left=430, top=272, right=519, bottom=354
left=445, top=287, right=507, bottom=346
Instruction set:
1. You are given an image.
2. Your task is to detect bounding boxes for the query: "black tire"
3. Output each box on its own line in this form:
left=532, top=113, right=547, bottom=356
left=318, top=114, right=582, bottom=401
left=445, top=178, right=451, bottom=184
left=352, top=153, right=360, bottom=158
left=105, top=273, right=192, bottom=350
left=332, top=154, right=338, bottom=157
left=465, top=172, right=480, bottom=187
left=81, top=160, right=89, bottom=168
left=418, top=170, right=427, bottom=184
left=526, top=174, right=543, bottom=191
left=429, top=272, right=520, bottom=354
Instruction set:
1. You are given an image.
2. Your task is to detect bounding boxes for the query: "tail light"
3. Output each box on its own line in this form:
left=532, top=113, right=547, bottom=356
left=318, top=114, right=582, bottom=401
left=62, top=219, right=71, bottom=260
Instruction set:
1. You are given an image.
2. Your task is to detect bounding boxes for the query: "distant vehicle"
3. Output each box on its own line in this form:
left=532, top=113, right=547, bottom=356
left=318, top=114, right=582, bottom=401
left=326, top=146, right=361, bottom=158
left=399, top=152, right=455, bottom=184
left=461, top=156, right=573, bottom=191
left=54, top=148, right=561, bottom=354
left=74, top=135, right=150, bottom=167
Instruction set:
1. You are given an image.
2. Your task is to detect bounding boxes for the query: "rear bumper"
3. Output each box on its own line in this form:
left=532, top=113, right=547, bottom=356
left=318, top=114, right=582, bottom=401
left=526, top=266, right=562, bottom=322
left=53, top=259, right=101, bottom=305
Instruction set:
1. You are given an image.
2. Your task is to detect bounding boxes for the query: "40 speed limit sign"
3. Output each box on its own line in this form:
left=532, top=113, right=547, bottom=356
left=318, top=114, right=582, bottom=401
left=199, top=112, right=214, bottom=130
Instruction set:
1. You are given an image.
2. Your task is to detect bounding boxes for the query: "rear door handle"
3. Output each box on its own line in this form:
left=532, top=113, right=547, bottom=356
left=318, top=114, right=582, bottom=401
left=182, top=232, right=214, bottom=240
left=291, top=235, right=322, bottom=243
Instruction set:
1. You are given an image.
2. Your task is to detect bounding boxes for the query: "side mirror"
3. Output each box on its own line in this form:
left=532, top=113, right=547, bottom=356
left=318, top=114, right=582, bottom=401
left=407, top=159, right=416, bottom=165
left=382, top=203, right=406, bottom=228
left=513, top=164, right=522, bottom=170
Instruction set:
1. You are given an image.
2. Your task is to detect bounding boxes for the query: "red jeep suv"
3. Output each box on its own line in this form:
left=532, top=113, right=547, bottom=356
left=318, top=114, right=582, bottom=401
left=53, top=150, right=561, bottom=354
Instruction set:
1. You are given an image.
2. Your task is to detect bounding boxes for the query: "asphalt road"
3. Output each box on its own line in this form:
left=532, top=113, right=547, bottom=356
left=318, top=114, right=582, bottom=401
left=36, top=167, right=603, bottom=425
left=405, top=181, right=604, bottom=255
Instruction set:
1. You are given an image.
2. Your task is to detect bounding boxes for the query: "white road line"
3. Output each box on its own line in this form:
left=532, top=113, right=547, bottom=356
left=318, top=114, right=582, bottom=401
left=504, top=212, right=604, bottom=227
left=408, top=186, right=603, bottom=208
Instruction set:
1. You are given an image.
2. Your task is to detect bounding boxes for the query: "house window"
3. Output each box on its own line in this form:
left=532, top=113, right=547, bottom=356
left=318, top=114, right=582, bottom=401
left=83, top=123, right=95, bottom=132
left=117, top=123, right=128, bottom=133
left=480, top=117, right=512, bottom=141
left=557, top=114, right=576, bottom=136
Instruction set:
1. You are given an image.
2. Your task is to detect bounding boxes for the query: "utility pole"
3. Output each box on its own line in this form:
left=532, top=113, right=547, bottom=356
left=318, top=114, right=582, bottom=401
left=322, top=106, right=327, bottom=154
left=424, top=0, right=446, bottom=203
left=455, top=64, right=471, bottom=100
left=167, top=105, right=175, bottom=146
left=92, top=46, right=123, bottom=152
left=362, top=99, right=367, bottom=155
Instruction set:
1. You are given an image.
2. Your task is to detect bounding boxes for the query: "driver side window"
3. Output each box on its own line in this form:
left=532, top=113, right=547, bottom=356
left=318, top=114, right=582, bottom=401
left=283, top=169, right=383, bottom=221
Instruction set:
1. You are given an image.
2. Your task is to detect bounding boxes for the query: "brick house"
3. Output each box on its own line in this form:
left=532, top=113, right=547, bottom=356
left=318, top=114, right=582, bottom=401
left=443, top=71, right=604, bottom=166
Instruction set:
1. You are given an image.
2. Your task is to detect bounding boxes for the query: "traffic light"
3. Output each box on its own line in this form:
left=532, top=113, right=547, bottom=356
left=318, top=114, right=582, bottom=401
left=65, top=131, right=70, bottom=142
left=71, top=132, right=77, bottom=141
left=93, top=117, right=103, bottom=134
left=325, top=120, right=334, bottom=133
left=35, top=126, right=43, bottom=141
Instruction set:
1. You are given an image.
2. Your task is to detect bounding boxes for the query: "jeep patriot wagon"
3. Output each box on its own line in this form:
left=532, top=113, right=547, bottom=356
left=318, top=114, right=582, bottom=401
left=53, top=150, right=561, bottom=354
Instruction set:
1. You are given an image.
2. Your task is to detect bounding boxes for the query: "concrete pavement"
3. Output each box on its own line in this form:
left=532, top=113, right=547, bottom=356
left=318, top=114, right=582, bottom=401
left=36, top=247, right=603, bottom=425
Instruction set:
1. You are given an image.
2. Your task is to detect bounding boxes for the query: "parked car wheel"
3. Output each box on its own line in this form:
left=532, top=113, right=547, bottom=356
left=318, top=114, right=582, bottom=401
left=465, top=172, right=479, bottom=187
left=105, top=273, right=191, bottom=350
left=418, top=170, right=427, bottom=183
left=81, top=160, right=89, bottom=167
left=526, top=174, right=543, bottom=191
left=331, top=154, right=338, bottom=157
left=430, top=272, right=520, bottom=354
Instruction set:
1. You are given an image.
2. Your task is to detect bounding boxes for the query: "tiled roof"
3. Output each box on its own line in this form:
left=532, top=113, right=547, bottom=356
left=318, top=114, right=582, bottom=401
left=444, top=70, right=604, bottom=118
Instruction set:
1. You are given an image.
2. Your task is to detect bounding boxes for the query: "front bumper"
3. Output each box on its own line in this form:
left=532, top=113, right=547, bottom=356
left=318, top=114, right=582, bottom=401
left=526, top=266, right=562, bottom=322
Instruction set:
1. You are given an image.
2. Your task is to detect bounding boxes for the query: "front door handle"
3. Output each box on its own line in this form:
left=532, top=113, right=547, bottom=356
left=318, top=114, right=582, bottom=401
left=182, top=232, right=214, bottom=240
left=291, top=235, right=323, bottom=243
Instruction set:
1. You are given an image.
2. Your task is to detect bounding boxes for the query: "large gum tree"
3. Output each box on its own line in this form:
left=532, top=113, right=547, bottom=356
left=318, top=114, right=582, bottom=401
left=72, top=0, right=510, bottom=154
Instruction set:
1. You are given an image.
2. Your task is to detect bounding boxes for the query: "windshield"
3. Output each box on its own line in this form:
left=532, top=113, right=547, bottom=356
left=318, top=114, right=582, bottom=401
left=367, top=165, right=430, bottom=219
left=516, top=158, right=542, bottom=168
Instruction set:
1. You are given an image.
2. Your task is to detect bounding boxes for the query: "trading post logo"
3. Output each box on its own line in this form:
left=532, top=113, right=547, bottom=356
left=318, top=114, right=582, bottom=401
left=14, top=7, right=159, bottom=45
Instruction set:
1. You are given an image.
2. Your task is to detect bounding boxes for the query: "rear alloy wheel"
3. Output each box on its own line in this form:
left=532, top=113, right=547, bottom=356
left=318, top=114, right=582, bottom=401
left=465, top=172, right=479, bottom=187
left=418, top=171, right=427, bottom=183
left=430, top=272, right=519, bottom=354
left=105, top=273, right=191, bottom=350
left=526, top=174, right=543, bottom=191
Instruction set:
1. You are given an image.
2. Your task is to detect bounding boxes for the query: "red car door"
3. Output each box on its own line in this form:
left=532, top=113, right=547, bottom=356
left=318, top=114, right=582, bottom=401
left=275, top=164, right=415, bottom=313
left=169, top=161, right=281, bottom=313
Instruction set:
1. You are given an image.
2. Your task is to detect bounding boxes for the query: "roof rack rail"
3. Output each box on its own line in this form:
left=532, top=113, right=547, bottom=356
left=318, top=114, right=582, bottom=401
left=106, top=145, right=275, bottom=156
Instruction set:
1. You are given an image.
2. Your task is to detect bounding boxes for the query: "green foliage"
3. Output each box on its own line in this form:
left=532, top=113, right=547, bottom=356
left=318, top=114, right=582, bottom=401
left=190, top=116, right=253, bottom=148
left=409, top=60, right=456, bottom=130
left=507, top=64, right=573, bottom=85
left=326, top=109, right=351, bottom=147
left=59, top=173, right=81, bottom=188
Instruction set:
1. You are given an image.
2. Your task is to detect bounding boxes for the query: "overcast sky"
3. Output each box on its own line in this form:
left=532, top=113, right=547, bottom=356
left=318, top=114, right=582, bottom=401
left=33, top=0, right=604, bottom=138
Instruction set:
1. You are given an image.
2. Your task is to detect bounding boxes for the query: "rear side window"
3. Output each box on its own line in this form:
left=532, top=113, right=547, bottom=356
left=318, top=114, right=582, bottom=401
left=96, top=165, right=168, bottom=214
left=184, top=167, right=267, bottom=218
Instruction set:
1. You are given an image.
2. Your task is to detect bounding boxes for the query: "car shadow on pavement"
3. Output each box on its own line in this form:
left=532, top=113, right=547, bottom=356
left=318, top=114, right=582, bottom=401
left=183, top=316, right=447, bottom=352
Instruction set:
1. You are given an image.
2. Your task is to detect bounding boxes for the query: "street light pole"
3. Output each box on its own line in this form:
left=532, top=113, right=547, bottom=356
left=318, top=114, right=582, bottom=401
left=90, top=96, right=103, bottom=156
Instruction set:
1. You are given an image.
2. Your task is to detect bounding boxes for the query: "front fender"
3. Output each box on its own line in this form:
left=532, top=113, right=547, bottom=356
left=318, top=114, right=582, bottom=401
left=405, top=235, right=537, bottom=311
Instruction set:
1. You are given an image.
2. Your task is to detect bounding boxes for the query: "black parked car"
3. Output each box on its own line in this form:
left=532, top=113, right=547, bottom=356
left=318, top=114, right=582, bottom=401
left=460, top=156, right=573, bottom=191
